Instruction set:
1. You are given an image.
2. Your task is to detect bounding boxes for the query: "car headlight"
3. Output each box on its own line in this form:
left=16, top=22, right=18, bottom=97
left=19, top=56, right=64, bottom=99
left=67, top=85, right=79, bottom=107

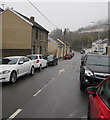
left=85, top=70, right=93, bottom=76
left=0, top=70, right=10, bottom=75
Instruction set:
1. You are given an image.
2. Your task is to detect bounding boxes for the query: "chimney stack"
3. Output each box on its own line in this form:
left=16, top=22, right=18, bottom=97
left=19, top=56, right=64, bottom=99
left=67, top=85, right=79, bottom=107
left=30, top=16, right=35, bottom=21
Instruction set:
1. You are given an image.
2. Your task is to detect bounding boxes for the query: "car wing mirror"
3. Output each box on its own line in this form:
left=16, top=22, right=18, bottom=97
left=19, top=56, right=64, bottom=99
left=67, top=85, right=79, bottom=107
left=18, top=61, right=24, bottom=65
left=81, top=60, right=84, bottom=65
left=86, top=86, right=97, bottom=97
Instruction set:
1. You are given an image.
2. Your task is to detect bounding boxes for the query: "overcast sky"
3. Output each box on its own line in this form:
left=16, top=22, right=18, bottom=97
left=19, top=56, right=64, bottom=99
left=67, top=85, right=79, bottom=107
left=0, top=0, right=109, bottom=32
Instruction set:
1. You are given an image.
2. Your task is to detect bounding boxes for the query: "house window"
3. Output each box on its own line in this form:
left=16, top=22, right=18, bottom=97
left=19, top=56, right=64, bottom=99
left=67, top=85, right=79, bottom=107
left=33, top=46, right=35, bottom=54
left=36, top=30, right=38, bottom=39
left=44, top=34, right=46, bottom=41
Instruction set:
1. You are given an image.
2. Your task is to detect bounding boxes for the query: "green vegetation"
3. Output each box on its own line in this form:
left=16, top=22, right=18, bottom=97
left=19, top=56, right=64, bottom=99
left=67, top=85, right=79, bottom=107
left=49, top=21, right=108, bottom=51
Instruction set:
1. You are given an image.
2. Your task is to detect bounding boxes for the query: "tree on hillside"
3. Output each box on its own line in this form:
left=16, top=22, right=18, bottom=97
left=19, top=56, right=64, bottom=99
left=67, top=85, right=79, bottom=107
left=49, top=28, right=63, bottom=40
left=63, top=28, right=70, bottom=43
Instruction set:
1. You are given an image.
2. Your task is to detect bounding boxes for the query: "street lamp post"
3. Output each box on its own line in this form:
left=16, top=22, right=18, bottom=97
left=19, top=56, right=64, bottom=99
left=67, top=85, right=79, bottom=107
left=91, top=21, right=95, bottom=52
left=91, top=22, right=95, bottom=43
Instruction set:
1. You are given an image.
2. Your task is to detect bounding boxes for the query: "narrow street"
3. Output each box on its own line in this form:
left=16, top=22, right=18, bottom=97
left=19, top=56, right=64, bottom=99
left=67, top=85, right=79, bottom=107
left=2, top=53, right=88, bottom=119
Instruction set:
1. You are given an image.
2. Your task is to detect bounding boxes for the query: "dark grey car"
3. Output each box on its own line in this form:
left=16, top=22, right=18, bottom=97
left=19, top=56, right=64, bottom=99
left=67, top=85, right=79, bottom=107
left=46, top=55, right=58, bottom=66
left=80, top=54, right=110, bottom=90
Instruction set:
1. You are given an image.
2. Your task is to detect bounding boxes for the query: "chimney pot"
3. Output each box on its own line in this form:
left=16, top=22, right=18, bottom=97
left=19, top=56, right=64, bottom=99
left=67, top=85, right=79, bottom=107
left=30, top=16, right=35, bottom=21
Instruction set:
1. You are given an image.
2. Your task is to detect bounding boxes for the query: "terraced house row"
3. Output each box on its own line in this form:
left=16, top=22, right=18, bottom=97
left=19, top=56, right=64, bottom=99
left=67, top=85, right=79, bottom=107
left=0, top=8, right=71, bottom=58
left=0, top=8, right=49, bottom=57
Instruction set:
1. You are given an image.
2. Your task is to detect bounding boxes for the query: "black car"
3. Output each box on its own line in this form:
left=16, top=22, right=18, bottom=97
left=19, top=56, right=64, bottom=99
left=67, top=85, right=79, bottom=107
left=46, top=55, right=58, bottom=66
left=80, top=50, right=85, bottom=54
left=80, top=54, right=110, bottom=90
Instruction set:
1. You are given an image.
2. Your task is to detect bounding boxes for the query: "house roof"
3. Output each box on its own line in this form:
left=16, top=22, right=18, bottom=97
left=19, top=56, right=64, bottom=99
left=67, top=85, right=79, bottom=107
left=56, top=38, right=67, bottom=46
left=55, top=39, right=65, bottom=47
left=0, top=8, right=4, bottom=12
left=48, top=37, right=59, bottom=44
left=101, top=38, right=108, bottom=44
left=3, top=8, right=49, bottom=33
left=14, top=10, right=49, bottom=33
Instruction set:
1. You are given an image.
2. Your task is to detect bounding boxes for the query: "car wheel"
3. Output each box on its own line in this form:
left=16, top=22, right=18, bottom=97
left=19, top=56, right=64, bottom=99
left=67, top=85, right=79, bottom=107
left=87, top=101, right=91, bottom=120
left=53, top=62, right=56, bottom=66
left=80, top=74, right=85, bottom=91
left=39, top=65, right=42, bottom=71
left=10, top=71, right=17, bottom=83
left=45, top=63, right=48, bottom=68
left=30, top=66, right=35, bottom=75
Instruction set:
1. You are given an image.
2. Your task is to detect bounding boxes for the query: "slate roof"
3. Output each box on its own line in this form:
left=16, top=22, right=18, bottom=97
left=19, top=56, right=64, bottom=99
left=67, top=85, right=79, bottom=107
left=0, top=8, right=4, bottom=12
left=14, top=10, right=49, bottom=33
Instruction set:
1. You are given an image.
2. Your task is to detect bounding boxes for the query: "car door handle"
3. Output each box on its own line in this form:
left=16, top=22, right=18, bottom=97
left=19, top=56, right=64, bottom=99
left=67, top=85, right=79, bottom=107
left=98, top=113, right=104, bottom=119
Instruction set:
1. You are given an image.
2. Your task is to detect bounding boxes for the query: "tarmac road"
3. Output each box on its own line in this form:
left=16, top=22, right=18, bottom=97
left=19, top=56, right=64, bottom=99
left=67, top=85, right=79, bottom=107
left=2, top=52, right=88, bottom=119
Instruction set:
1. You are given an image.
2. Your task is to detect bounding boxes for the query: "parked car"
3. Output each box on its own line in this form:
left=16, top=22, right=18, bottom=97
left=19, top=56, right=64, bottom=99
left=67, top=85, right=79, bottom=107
left=81, top=53, right=86, bottom=62
left=80, top=49, right=86, bottom=54
left=86, top=77, right=110, bottom=119
left=69, top=52, right=74, bottom=57
left=64, top=54, right=73, bottom=59
left=46, top=55, right=58, bottom=66
left=80, top=54, right=110, bottom=90
left=0, top=56, right=35, bottom=83
left=27, top=54, right=47, bottom=71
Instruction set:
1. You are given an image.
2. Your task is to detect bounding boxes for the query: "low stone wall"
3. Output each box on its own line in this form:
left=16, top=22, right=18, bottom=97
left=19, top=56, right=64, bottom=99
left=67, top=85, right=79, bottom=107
left=1, top=49, right=32, bottom=58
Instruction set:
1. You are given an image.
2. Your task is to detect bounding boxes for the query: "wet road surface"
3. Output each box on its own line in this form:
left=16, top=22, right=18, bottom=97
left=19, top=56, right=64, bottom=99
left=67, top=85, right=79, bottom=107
left=2, top=53, right=88, bottom=119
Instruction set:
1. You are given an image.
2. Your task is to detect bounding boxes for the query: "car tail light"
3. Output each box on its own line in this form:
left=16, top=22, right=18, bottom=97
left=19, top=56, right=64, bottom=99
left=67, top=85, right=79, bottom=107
left=36, top=60, right=40, bottom=63
left=98, top=113, right=104, bottom=119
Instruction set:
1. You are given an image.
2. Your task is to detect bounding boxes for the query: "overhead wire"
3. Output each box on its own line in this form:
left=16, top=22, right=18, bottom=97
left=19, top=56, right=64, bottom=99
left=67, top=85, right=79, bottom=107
left=28, top=0, right=58, bottom=28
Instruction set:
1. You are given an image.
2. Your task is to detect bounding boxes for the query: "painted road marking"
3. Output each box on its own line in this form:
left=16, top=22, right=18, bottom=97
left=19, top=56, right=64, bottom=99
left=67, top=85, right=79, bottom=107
left=49, top=77, right=55, bottom=83
left=33, top=89, right=42, bottom=96
left=7, top=109, right=22, bottom=120
left=58, top=68, right=65, bottom=74
left=81, top=116, right=87, bottom=119
left=33, top=77, right=55, bottom=97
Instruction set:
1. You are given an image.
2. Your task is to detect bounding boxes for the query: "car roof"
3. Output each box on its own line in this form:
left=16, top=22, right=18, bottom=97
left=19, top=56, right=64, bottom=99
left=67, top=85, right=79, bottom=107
left=27, top=54, right=42, bottom=56
left=48, top=55, right=54, bottom=56
left=4, top=56, right=25, bottom=59
left=86, top=54, right=110, bottom=58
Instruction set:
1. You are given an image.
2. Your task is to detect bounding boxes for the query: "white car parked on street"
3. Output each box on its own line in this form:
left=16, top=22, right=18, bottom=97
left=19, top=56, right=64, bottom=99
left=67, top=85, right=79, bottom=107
left=0, top=56, right=35, bottom=83
left=27, top=54, right=47, bottom=71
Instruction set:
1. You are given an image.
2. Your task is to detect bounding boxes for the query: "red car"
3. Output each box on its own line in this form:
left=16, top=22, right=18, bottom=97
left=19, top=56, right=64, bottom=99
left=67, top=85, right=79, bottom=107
left=64, top=54, right=73, bottom=59
left=86, top=77, right=110, bottom=119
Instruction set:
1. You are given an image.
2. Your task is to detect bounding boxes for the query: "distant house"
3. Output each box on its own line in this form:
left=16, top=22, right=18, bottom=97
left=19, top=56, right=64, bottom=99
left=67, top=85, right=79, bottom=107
left=107, top=46, right=110, bottom=56
left=48, top=37, right=70, bottom=58
left=56, top=38, right=67, bottom=58
left=1, top=8, right=49, bottom=57
left=48, top=37, right=59, bottom=57
left=91, top=38, right=108, bottom=55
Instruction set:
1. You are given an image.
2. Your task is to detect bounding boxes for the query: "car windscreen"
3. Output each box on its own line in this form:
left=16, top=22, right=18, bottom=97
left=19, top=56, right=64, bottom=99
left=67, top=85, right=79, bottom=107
left=86, top=56, right=110, bottom=66
left=98, top=79, right=110, bottom=108
left=0, top=58, right=19, bottom=65
left=47, top=55, right=53, bottom=59
left=27, top=56, right=38, bottom=60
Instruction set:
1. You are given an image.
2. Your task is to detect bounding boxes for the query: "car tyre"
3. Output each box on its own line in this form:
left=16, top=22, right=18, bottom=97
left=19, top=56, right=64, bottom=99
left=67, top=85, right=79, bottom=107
left=87, top=101, right=91, bottom=120
left=53, top=61, right=56, bottom=66
left=39, top=65, right=42, bottom=71
left=80, top=74, right=85, bottom=91
left=45, top=63, right=48, bottom=68
left=10, top=71, right=17, bottom=83
left=30, top=66, right=35, bottom=75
